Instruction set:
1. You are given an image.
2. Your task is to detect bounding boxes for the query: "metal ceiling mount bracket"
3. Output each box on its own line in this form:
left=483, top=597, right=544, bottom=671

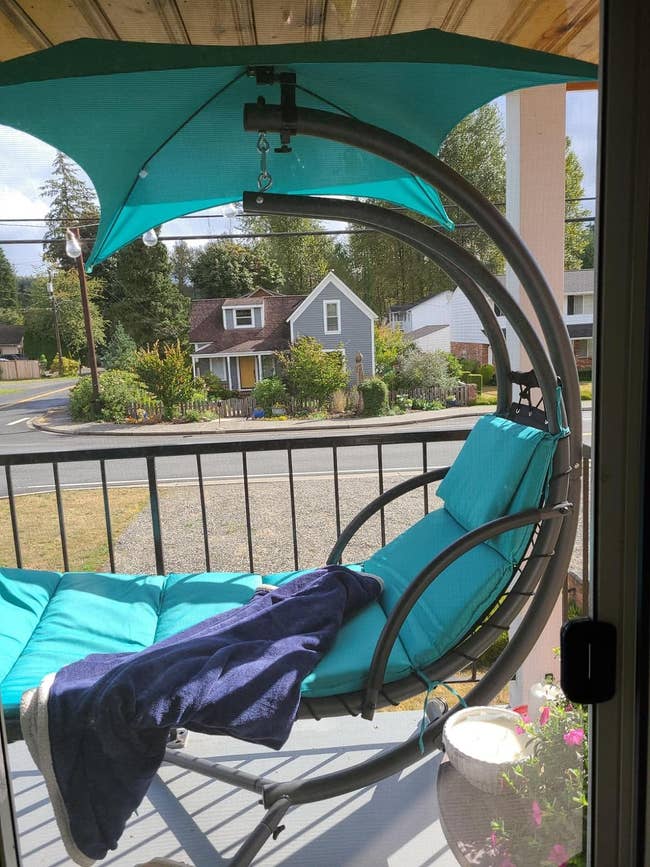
left=248, top=67, right=297, bottom=153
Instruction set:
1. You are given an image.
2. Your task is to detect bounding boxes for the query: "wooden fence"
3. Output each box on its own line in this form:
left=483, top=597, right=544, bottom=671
left=127, top=383, right=475, bottom=421
left=0, top=359, right=41, bottom=380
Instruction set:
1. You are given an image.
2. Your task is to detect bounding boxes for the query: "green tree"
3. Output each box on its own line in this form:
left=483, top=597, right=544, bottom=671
left=170, top=240, right=196, bottom=297
left=190, top=242, right=283, bottom=298
left=101, top=322, right=137, bottom=370
left=438, top=102, right=506, bottom=275
left=133, top=341, right=195, bottom=419
left=339, top=103, right=507, bottom=315
left=103, top=237, right=189, bottom=346
left=0, top=307, right=23, bottom=326
left=276, top=337, right=348, bottom=407
left=374, top=322, right=414, bottom=387
left=245, top=215, right=341, bottom=294
left=565, top=137, right=594, bottom=270
left=0, top=248, right=18, bottom=308
left=40, top=151, right=99, bottom=269
left=23, top=271, right=105, bottom=362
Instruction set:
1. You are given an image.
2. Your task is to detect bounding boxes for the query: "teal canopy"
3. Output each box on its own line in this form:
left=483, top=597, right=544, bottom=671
left=0, top=29, right=596, bottom=270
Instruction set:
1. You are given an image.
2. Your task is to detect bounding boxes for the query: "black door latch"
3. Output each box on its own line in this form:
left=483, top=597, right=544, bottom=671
left=560, top=618, right=616, bottom=704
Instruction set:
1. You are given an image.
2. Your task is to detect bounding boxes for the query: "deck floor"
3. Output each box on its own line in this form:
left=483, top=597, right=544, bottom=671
left=9, top=711, right=460, bottom=866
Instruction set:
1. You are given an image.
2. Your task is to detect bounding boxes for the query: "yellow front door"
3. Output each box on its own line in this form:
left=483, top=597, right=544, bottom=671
left=239, top=356, right=256, bottom=389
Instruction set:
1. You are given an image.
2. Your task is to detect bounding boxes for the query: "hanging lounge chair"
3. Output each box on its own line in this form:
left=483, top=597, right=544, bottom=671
left=0, top=38, right=585, bottom=865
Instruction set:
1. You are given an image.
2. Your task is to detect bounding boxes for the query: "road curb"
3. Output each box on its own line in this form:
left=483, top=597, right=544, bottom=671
left=31, top=406, right=495, bottom=437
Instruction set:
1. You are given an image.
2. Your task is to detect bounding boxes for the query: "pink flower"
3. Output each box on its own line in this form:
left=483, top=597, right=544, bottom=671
left=539, top=706, right=550, bottom=726
left=548, top=843, right=569, bottom=864
left=515, top=724, right=525, bottom=735
left=514, top=705, right=530, bottom=724
left=500, top=859, right=517, bottom=867
left=563, top=728, right=585, bottom=746
left=490, top=832, right=498, bottom=847
left=531, top=800, right=542, bottom=826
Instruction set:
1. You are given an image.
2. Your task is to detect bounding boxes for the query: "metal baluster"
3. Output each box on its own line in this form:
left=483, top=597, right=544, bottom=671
left=52, top=463, right=70, bottom=572
left=146, top=457, right=165, bottom=575
left=99, top=459, right=116, bottom=573
left=377, top=444, right=386, bottom=547
left=287, top=447, right=299, bottom=570
left=332, top=446, right=341, bottom=539
left=242, top=452, right=254, bottom=573
left=196, top=453, right=211, bottom=572
left=4, top=466, right=22, bottom=568
left=422, top=441, right=429, bottom=516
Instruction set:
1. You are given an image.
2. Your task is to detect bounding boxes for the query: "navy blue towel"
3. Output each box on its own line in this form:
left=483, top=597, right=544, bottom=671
left=20, top=566, right=383, bottom=864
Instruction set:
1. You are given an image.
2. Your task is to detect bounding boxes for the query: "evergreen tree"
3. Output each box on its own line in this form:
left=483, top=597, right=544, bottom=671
left=103, top=237, right=189, bottom=346
left=101, top=322, right=137, bottom=370
left=0, top=248, right=18, bottom=308
left=40, top=151, right=99, bottom=269
left=190, top=242, right=283, bottom=298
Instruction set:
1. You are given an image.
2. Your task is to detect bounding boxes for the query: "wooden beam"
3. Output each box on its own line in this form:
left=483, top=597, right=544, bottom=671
left=0, top=0, right=51, bottom=50
left=153, top=0, right=191, bottom=44
left=71, top=0, right=120, bottom=40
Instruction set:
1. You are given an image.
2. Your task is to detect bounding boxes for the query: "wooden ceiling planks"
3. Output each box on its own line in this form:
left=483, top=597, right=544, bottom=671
left=0, top=0, right=600, bottom=62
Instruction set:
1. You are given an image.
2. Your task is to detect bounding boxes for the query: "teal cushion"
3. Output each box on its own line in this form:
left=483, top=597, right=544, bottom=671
left=267, top=569, right=413, bottom=697
left=1, top=571, right=165, bottom=716
left=364, top=509, right=511, bottom=669
left=154, top=571, right=262, bottom=642
left=438, top=414, right=557, bottom=559
left=0, top=567, right=61, bottom=683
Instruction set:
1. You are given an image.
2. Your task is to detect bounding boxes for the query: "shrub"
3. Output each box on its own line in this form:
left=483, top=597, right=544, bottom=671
left=461, top=371, right=483, bottom=394
left=396, top=349, right=461, bottom=393
left=358, top=378, right=389, bottom=416
left=70, top=370, right=150, bottom=422
left=50, top=355, right=79, bottom=376
left=459, top=357, right=480, bottom=373
left=201, top=370, right=233, bottom=399
left=133, top=341, right=195, bottom=420
left=580, top=384, right=592, bottom=401
left=276, top=337, right=348, bottom=407
left=577, top=368, right=592, bottom=382
left=252, top=377, right=288, bottom=415
left=479, top=363, right=496, bottom=386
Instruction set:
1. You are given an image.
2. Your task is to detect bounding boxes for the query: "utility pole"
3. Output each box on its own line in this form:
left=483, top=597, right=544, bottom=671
left=66, top=228, right=100, bottom=402
left=46, top=272, right=64, bottom=376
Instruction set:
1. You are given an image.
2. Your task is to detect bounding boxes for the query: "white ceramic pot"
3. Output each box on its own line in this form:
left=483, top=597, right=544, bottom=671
left=442, top=706, right=532, bottom=795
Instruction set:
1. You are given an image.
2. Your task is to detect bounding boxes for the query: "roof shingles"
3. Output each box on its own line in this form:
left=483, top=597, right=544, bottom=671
left=190, top=295, right=304, bottom=354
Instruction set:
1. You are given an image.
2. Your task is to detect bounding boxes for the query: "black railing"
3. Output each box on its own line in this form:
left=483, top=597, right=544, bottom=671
left=0, top=429, right=470, bottom=578
left=0, top=431, right=591, bottom=687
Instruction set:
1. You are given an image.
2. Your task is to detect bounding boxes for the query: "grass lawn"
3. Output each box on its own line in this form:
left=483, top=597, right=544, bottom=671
left=382, top=675, right=510, bottom=713
left=0, top=487, right=149, bottom=572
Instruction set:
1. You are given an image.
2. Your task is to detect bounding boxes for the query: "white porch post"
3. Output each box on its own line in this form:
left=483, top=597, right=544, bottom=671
left=506, top=85, right=567, bottom=709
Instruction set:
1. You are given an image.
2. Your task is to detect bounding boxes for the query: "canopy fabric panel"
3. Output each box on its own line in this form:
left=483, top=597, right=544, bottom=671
left=0, top=28, right=597, bottom=269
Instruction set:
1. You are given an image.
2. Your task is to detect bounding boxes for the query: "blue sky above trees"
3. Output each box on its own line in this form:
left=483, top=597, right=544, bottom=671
left=0, top=90, right=598, bottom=277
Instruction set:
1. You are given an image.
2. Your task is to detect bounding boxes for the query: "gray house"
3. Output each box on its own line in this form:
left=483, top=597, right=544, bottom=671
left=190, top=272, right=377, bottom=390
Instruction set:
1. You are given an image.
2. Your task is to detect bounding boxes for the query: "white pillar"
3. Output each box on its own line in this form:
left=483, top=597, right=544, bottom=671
left=506, top=85, right=566, bottom=709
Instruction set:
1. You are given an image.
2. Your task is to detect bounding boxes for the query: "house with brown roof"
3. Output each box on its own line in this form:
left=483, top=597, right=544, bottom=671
left=190, top=272, right=377, bottom=390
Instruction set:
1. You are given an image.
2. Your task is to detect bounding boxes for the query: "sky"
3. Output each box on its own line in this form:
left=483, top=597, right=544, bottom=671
left=0, top=89, right=599, bottom=277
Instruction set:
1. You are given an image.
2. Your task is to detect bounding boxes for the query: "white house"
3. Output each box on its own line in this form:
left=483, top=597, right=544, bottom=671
left=388, top=270, right=594, bottom=369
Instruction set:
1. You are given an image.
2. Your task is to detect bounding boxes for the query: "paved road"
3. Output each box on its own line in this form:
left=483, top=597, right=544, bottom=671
left=0, top=383, right=593, bottom=496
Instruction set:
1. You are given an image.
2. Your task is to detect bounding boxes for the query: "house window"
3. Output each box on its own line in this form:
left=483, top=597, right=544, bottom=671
left=235, top=308, right=253, bottom=327
left=323, top=300, right=341, bottom=334
left=261, top=355, right=277, bottom=378
left=573, top=338, right=593, bottom=358
left=567, top=294, right=593, bottom=316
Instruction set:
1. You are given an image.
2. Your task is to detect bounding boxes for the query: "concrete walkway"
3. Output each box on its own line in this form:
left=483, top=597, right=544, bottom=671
left=32, top=403, right=498, bottom=437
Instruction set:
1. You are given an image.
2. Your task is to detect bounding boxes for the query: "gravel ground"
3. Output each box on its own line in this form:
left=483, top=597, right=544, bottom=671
left=110, top=472, right=585, bottom=579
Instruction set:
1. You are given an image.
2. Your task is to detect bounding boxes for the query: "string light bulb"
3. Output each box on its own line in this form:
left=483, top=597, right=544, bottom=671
left=65, top=229, right=82, bottom=259
left=142, top=228, right=158, bottom=247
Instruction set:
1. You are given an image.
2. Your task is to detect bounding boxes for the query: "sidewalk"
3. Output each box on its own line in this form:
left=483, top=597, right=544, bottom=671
left=32, top=403, right=499, bottom=437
